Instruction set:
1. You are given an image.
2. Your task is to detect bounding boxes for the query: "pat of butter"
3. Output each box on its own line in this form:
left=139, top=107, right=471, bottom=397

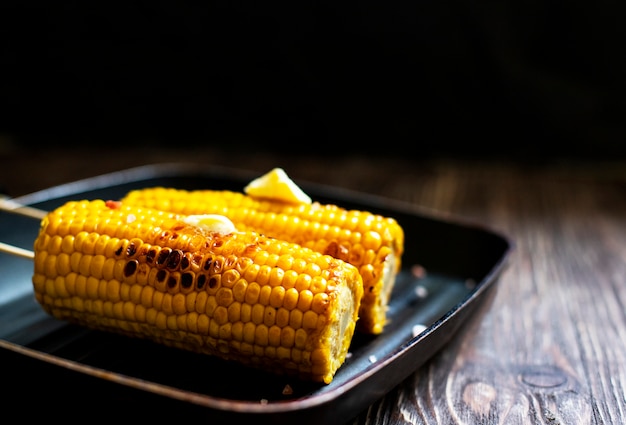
left=183, top=214, right=236, bottom=235
left=244, top=167, right=312, bottom=204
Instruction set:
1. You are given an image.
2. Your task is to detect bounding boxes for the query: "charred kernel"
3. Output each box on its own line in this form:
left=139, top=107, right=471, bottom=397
left=156, top=248, right=171, bottom=266
left=146, top=248, right=157, bottom=263
left=181, top=272, right=194, bottom=289
left=208, top=277, right=219, bottom=290
left=210, top=257, right=223, bottom=274
left=167, top=276, right=178, bottom=289
left=196, top=274, right=207, bottom=289
left=126, top=240, right=139, bottom=257
left=180, top=255, right=190, bottom=270
left=323, top=241, right=339, bottom=257
left=203, top=257, right=212, bottom=270
left=166, top=249, right=182, bottom=270
left=135, top=243, right=150, bottom=259
left=191, top=254, right=203, bottom=269
left=157, top=230, right=171, bottom=243
left=123, top=260, right=138, bottom=277
left=135, top=262, right=150, bottom=285
left=156, top=269, right=167, bottom=282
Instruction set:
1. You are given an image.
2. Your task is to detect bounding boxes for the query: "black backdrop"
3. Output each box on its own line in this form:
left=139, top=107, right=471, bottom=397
left=1, top=2, right=625, bottom=159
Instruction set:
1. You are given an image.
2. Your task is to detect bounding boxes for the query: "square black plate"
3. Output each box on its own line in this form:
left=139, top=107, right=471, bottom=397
left=0, top=163, right=512, bottom=424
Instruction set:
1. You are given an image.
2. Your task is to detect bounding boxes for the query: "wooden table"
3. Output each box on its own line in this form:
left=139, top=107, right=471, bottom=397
left=1, top=144, right=625, bottom=424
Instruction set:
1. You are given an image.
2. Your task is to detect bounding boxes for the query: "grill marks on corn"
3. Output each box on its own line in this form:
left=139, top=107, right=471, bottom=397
left=121, top=187, right=405, bottom=334
left=31, top=199, right=363, bottom=384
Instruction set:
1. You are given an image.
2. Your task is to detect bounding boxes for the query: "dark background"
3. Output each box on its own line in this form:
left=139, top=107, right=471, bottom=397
left=1, top=2, right=625, bottom=160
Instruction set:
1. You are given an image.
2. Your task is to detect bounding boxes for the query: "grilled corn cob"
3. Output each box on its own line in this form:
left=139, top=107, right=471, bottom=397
left=31, top=199, right=363, bottom=384
left=121, top=185, right=405, bottom=334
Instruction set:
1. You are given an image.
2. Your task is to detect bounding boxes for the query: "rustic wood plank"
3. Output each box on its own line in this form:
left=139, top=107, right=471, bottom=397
left=347, top=161, right=626, bottom=425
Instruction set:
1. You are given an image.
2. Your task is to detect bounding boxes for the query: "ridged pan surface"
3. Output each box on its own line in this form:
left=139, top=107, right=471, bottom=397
left=0, top=163, right=512, bottom=424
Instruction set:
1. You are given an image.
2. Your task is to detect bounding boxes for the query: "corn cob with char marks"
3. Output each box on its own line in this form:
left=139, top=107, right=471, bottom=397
left=120, top=185, right=405, bottom=334
left=31, top=199, right=363, bottom=384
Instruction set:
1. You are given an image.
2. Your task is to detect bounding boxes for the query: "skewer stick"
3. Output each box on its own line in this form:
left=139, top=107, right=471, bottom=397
left=0, top=198, right=47, bottom=220
left=0, top=197, right=44, bottom=259
left=0, top=241, right=34, bottom=260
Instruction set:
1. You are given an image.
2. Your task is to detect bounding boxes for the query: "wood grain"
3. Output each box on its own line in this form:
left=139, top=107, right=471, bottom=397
left=347, top=162, right=626, bottom=425
left=1, top=146, right=625, bottom=424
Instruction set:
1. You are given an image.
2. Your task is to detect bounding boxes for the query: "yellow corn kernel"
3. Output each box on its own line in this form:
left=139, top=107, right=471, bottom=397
left=121, top=185, right=404, bottom=334
left=32, top=199, right=363, bottom=384
left=283, top=287, right=299, bottom=310
left=56, top=253, right=71, bottom=276
left=227, top=302, right=241, bottom=323
left=263, top=305, right=276, bottom=327
left=240, top=303, right=252, bottom=322
left=213, top=306, right=228, bottom=325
